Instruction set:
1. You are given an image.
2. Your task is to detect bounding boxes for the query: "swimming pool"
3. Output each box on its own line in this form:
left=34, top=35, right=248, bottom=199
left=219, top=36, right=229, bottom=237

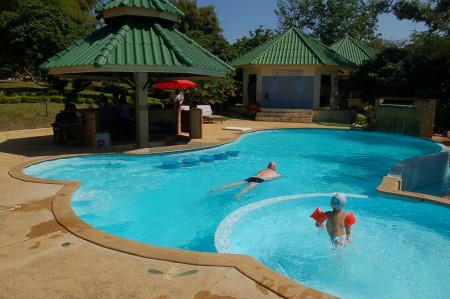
left=25, top=129, right=450, bottom=298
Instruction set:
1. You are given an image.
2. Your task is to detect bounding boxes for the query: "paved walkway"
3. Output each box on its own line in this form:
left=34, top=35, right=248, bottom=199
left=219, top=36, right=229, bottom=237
left=1, top=120, right=448, bottom=299
left=0, top=119, right=337, bottom=299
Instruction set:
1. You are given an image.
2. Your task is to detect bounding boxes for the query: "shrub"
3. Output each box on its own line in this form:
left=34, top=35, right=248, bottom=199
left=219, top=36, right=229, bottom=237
left=352, top=113, right=368, bottom=128
left=0, top=94, right=65, bottom=104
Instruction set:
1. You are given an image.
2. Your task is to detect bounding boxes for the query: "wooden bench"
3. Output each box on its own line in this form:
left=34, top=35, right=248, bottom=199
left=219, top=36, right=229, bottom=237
left=196, top=105, right=223, bottom=123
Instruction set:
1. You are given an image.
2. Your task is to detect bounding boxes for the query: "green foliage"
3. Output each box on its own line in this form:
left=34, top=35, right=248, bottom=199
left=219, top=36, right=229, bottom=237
left=170, top=0, right=235, bottom=62
left=185, top=30, right=236, bottom=62
left=0, top=0, right=99, bottom=77
left=185, top=73, right=239, bottom=107
left=0, top=94, right=65, bottom=104
left=352, top=47, right=410, bottom=101
left=170, top=0, right=222, bottom=35
left=77, top=97, right=96, bottom=105
left=0, top=0, right=20, bottom=12
left=275, top=0, right=387, bottom=45
left=363, top=105, right=377, bottom=128
left=233, top=26, right=276, bottom=57
left=0, top=102, right=90, bottom=132
left=43, top=75, right=70, bottom=95
left=46, top=0, right=99, bottom=32
left=102, top=82, right=128, bottom=96
left=352, top=113, right=368, bottom=128
left=391, top=0, right=449, bottom=34
left=351, top=31, right=450, bottom=134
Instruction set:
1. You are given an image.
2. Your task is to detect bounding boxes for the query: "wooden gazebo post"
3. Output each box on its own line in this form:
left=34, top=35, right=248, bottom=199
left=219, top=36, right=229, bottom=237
left=134, top=72, right=149, bottom=148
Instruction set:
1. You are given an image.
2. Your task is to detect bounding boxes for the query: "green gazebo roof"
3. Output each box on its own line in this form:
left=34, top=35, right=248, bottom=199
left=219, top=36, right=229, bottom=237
left=95, top=0, right=185, bottom=23
left=40, top=0, right=234, bottom=79
left=331, top=36, right=377, bottom=66
left=232, top=28, right=355, bottom=67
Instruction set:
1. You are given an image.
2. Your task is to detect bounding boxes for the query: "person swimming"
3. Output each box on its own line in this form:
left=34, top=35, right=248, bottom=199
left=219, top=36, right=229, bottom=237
left=244, top=177, right=265, bottom=183
left=211, top=162, right=282, bottom=199
left=322, top=193, right=352, bottom=246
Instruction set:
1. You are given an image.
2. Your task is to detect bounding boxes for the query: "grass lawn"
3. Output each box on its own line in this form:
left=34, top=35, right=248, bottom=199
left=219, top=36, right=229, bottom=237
left=0, top=102, right=91, bottom=132
left=0, top=80, right=91, bottom=132
left=0, top=80, right=51, bottom=95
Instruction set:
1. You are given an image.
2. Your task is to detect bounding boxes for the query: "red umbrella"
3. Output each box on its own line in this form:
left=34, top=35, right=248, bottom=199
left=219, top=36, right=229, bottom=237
left=153, top=79, right=197, bottom=89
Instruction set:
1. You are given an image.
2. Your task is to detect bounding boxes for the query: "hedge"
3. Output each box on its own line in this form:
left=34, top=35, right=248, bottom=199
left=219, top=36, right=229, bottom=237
left=0, top=94, right=66, bottom=104
left=0, top=93, right=164, bottom=106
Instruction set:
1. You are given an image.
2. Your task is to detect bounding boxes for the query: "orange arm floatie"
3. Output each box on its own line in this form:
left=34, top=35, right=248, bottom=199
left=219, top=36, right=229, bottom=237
left=344, top=212, right=357, bottom=226
left=310, top=208, right=328, bottom=225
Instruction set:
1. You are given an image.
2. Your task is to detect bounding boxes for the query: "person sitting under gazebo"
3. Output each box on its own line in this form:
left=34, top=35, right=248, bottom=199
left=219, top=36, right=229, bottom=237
left=117, top=94, right=132, bottom=139
left=168, top=89, right=184, bottom=108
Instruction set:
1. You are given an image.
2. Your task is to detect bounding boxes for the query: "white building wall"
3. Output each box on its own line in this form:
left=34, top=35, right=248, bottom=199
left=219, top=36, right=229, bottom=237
left=241, top=65, right=340, bottom=109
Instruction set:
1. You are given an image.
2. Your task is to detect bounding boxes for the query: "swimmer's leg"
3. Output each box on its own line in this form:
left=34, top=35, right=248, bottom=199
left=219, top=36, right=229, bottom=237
left=210, top=180, right=246, bottom=192
left=235, top=182, right=258, bottom=200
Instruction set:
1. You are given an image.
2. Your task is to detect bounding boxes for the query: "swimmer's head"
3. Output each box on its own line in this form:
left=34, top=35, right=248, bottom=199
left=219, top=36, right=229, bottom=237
left=268, top=161, right=277, bottom=170
left=330, top=193, right=346, bottom=210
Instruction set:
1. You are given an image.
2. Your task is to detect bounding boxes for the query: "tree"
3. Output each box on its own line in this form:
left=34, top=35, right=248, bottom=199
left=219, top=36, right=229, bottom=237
left=388, top=0, right=450, bottom=134
left=170, top=0, right=222, bottom=35
left=169, top=0, right=239, bottom=108
left=0, top=0, right=20, bottom=12
left=0, top=0, right=79, bottom=76
left=351, top=47, right=409, bottom=101
left=186, top=73, right=240, bottom=108
left=391, top=0, right=449, bottom=34
left=185, top=30, right=236, bottom=62
left=275, top=0, right=389, bottom=45
left=0, top=0, right=100, bottom=78
left=46, top=0, right=100, bottom=32
left=169, top=0, right=234, bottom=61
left=233, top=26, right=276, bottom=57
left=1, top=0, right=99, bottom=32
left=351, top=40, right=450, bottom=134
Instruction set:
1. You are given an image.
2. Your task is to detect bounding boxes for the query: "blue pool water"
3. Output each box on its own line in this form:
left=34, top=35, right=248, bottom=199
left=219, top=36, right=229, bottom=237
left=25, top=129, right=450, bottom=298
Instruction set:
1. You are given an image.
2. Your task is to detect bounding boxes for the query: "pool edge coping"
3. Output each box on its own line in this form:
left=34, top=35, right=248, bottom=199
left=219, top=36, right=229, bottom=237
left=377, top=176, right=450, bottom=206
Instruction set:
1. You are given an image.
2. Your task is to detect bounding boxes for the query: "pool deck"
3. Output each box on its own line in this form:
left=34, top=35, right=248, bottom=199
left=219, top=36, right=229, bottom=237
left=1, top=119, right=449, bottom=299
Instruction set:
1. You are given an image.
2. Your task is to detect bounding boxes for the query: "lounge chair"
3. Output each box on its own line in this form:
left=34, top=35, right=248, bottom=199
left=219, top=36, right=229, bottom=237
left=196, top=105, right=223, bottom=123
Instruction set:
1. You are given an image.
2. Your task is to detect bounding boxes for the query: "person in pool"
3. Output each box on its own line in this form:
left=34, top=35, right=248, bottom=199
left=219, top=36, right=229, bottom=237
left=211, top=162, right=282, bottom=199
left=318, top=193, right=352, bottom=246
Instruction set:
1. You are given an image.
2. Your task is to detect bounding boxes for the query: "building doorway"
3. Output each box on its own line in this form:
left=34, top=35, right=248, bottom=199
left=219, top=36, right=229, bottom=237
left=248, top=74, right=257, bottom=102
left=320, top=75, right=331, bottom=107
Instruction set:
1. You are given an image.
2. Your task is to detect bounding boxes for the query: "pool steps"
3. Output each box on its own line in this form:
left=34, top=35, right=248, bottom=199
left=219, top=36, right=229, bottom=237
left=162, top=150, right=239, bottom=169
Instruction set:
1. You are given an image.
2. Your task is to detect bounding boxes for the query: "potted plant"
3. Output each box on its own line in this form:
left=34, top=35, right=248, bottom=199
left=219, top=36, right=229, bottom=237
left=246, top=101, right=260, bottom=118
left=352, top=113, right=368, bottom=129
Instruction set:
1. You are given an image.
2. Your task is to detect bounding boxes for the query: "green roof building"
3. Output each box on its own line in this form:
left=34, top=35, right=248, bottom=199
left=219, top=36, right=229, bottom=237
left=40, top=0, right=234, bottom=147
left=331, top=36, right=377, bottom=66
left=232, top=28, right=357, bottom=114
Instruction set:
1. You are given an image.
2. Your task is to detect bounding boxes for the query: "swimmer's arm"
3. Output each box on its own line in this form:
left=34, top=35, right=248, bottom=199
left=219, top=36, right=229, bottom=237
left=273, top=173, right=287, bottom=178
left=345, top=225, right=352, bottom=242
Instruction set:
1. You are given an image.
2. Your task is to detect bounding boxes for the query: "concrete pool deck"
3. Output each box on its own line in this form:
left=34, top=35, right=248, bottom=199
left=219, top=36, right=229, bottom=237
left=1, top=119, right=449, bottom=299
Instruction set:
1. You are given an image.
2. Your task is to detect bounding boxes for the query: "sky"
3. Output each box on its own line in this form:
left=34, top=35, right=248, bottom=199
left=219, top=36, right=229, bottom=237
left=196, top=0, right=427, bottom=43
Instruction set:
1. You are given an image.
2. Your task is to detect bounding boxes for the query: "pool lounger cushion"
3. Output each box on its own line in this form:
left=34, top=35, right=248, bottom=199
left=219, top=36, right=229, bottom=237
left=222, top=127, right=252, bottom=132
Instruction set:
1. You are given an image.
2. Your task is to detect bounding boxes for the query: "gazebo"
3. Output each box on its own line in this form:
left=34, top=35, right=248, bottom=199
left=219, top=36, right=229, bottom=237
left=40, top=0, right=234, bottom=148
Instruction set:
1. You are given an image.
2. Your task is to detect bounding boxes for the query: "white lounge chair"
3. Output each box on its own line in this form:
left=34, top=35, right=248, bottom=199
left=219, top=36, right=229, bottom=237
left=196, top=105, right=223, bottom=123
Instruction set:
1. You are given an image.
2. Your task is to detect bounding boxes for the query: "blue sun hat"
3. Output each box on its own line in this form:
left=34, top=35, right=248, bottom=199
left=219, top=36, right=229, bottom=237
left=331, top=193, right=347, bottom=209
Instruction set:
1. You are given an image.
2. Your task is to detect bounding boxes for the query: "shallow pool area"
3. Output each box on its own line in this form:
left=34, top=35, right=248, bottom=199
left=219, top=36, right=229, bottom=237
left=217, top=193, right=450, bottom=298
left=24, top=129, right=450, bottom=298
